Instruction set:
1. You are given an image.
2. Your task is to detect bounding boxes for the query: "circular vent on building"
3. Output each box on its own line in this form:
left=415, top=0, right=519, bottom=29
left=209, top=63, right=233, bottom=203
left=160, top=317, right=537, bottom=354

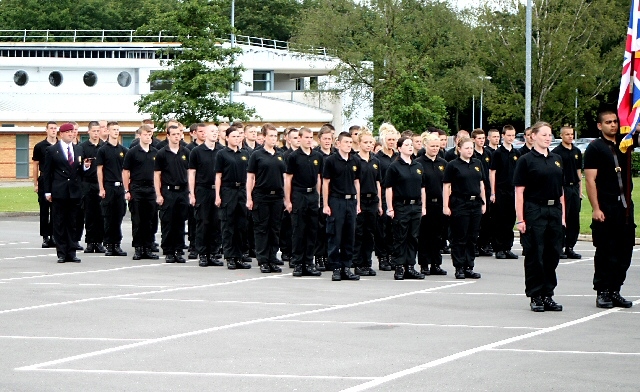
left=83, top=71, right=98, bottom=87
left=117, top=71, right=132, bottom=87
left=14, top=70, right=28, bottom=86
left=49, top=71, right=63, bottom=87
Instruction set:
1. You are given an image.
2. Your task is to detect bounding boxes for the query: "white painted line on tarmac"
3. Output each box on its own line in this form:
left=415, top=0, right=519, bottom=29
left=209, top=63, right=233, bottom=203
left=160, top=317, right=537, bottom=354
left=31, top=282, right=61, bottom=285
left=119, top=298, right=206, bottom=303
left=0, top=263, right=165, bottom=282
left=0, top=254, right=57, bottom=261
left=339, top=298, right=640, bottom=392
left=0, top=336, right=146, bottom=342
left=21, top=368, right=378, bottom=380
left=15, top=281, right=474, bottom=371
left=118, top=298, right=327, bottom=306
left=275, top=320, right=542, bottom=330
left=18, top=272, right=46, bottom=274
left=489, top=348, right=640, bottom=356
left=559, top=257, right=594, bottom=265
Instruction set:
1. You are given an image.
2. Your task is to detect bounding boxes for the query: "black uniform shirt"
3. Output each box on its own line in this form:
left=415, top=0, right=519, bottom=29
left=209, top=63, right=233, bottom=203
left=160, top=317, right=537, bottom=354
left=416, top=155, right=446, bottom=200
left=519, top=144, right=532, bottom=155
left=214, top=146, right=249, bottom=184
left=513, top=149, right=563, bottom=201
left=443, top=157, right=484, bottom=197
left=490, top=144, right=520, bottom=189
left=243, top=141, right=259, bottom=155
left=248, top=148, right=286, bottom=192
left=474, top=148, right=492, bottom=185
left=123, top=144, right=157, bottom=182
left=32, top=138, right=54, bottom=174
left=437, top=149, right=446, bottom=160
left=186, top=141, right=201, bottom=151
left=357, top=154, right=381, bottom=196
left=155, top=145, right=190, bottom=186
left=444, top=148, right=458, bottom=162
left=157, top=138, right=187, bottom=150
left=551, top=143, right=582, bottom=185
left=96, top=142, right=128, bottom=183
left=323, top=152, right=360, bottom=195
left=383, top=158, right=424, bottom=201
left=314, top=146, right=336, bottom=158
left=79, top=139, right=104, bottom=182
left=375, top=150, right=398, bottom=187
left=583, top=134, right=637, bottom=201
left=486, top=145, right=497, bottom=153
left=286, top=148, right=323, bottom=189
left=189, top=143, right=220, bottom=186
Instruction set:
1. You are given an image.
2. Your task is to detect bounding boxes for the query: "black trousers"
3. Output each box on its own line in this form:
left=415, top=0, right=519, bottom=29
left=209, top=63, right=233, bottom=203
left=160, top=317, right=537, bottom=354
left=391, top=202, right=421, bottom=267
left=82, top=182, right=103, bottom=244
left=75, top=196, right=84, bottom=243
left=242, top=210, right=255, bottom=255
left=129, top=184, right=156, bottom=248
left=477, top=186, right=492, bottom=249
left=194, top=186, right=220, bottom=257
left=101, top=185, right=125, bottom=244
left=353, top=198, right=378, bottom=267
left=279, top=210, right=292, bottom=258
left=218, top=186, right=247, bottom=259
left=326, top=197, right=357, bottom=270
left=418, top=201, right=443, bottom=267
left=159, top=189, right=188, bottom=254
left=592, top=199, right=635, bottom=293
left=187, top=205, right=196, bottom=249
left=493, top=187, right=516, bottom=252
left=52, top=197, right=80, bottom=260
left=291, top=191, right=319, bottom=266
left=253, top=194, right=284, bottom=265
left=522, top=202, right=562, bottom=297
left=374, top=195, right=394, bottom=259
left=563, top=184, right=581, bottom=249
left=449, top=197, right=482, bottom=269
left=314, top=197, right=328, bottom=258
left=37, top=177, right=53, bottom=237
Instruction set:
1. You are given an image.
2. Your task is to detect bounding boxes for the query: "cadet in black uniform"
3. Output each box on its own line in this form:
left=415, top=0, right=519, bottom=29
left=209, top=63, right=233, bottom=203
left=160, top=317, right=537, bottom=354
left=280, top=128, right=301, bottom=265
left=123, top=125, right=159, bottom=261
left=154, top=125, right=190, bottom=263
left=519, top=127, right=533, bottom=155
left=285, top=127, right=323, bottom=277
left=472, top=129, right=493, bottom=256
left=247, top=124, right=286, bottom=273
left=185, top=123, right=206, bottom=259
left=489, top=125, right=520, bottom=260
left=384, top=137, right=426, bottom=280
left=584, top=111, right=636, bottom=308
left=313, top=124, right=336, bottom=271
left=513, top=121, right=564, bottom=312
left=96, top=121, right=128, bottom=257
left=353, top=130, right=382, bottom=276
left=79, top=121, right=106, bottom=253
left=486, top=128, right=501, bottom=152
left=323, top=132, right=361, bottom=281
left=444, top=130, right=469, bottom=162
left=374, top=124, right=399, bottom=271
left=443, top=137, right=485, bottom=279
left=416, top=133, right=448, bottom=276
left=33, top=121, right=58, bottom=248
left=551, top=126, right=582, bottom=259
left=215, top=126, right=251, bottom=269
left=188, top=124, right=223, bottom=267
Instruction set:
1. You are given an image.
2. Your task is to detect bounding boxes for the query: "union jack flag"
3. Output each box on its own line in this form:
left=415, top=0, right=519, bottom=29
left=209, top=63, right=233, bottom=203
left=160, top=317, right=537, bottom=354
left=618, top=0, right=640, bottom=153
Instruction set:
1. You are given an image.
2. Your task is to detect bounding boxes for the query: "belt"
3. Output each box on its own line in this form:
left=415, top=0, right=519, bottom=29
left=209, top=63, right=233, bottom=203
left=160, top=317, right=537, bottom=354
left=132, top=180, right=154, bottom=186
left=256, top=189, right=282, bottom=195
left=196, top=184, right=216, bottom=190
left=428, top=198, right=441, bottom=203
left=564, top=182, right=579, bottom=186
left=454, top=194, right=479, bottom=201
left=221, top=182, right=245, bottom=188
left=105, top=181, right=122, bottom=187
left=293, top=187, right=315, bottom=193
left=82, top=179, right=98, bottom=184
left=165, top=185, right=186, bottom=191
left=331, top=193, right=356, bottom=200
left=361, top=193, right=377, bottom=199
left=394, top=198, right=420, bottom=205
left=528, top=198, right=560, bottom=206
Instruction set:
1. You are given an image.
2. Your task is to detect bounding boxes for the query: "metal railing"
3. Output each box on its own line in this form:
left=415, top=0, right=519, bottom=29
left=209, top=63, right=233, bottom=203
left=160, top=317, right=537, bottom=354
left=0, top=30, right=330, bottom=55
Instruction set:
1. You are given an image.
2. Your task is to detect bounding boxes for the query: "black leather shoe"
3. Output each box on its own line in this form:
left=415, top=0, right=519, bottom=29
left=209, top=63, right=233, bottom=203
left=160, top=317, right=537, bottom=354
left=610, top=291, right=633, bottom=308
left=269, top=263, right=282, bottom=273
left=478, top=247, right=493, bottom=257
left=596, top=291, right=613, bottom=308
left=199, top=256, right=208, bottom=267
left=292, top=265, right=303, bottom=277
left=132, top=247, right=143, bottom=261
left=504, top=250, right=518, bottom=259
left=188, top=250, right=198, bottom=260
left=67, top=256, right=81, bottom=263
left=354, top=266, right=370, bottom=276
left=57, top=257, right=66, bottom=263
left=530, top=296, right=545, bottom=312
left=84, top=243, right=96, bottom=253
left=366, top=267, right=377, bottom=276
left=464, top=268, right=481, bottom=279
left=564, top=248, right=582, bottom=259
left=430, top=265, right=447, bottom=275
left=341, top=268, right=360, bottom=280
left=242, top=254, right=253, bottom=263
left=304, top=265, right=322, bottom=276
left=454, top=268, right=465, bottom=279
left=260, top=264, right=271, bottom=273
left=73, top=241, right=84, bottom=251
left=95, top=243, right=107, bottom=253
left=150, top=243, right=160, bottom=253
left=542, top=296, right=563, bottom=311
left=404, top=266, right=425, bottom=279
left=104, top=244, right=114, bottom=256
left=227, top=259, right=236, bottom=269
left=165, top=254, right=176, bottom=263
left=174, top=252, right=186, bottom=263
left=273, top=258, right=284, bottom=266
left=420, top=267, right=431, bottom=276
left=142, top=248, right=159, bottom=260
left=315, top=256, right=326, bottom=271
left=234, top=258, right=251, bottom=269
left=441, top=246, right=451, bottom=254
left=495, top=251, right=506, bottom=259
left=559, top=253, right=568, bottom=259
left=42, top=237, right=51, bottom=248
left=394, top=266, right=405, bottom=280
left=112, top=244, right=127, bottom=257
left=207, top=255, right=223, bottom=266
left=331, top=268, right=341, bottom=281
left=378, top=256, right=393, bottom=271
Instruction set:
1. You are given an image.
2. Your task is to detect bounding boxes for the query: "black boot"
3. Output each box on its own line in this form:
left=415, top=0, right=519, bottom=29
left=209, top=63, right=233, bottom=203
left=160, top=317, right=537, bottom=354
left=95, top=243, right=107, bottom=253
left=404, top=265, right=425, bottom=279
left=132, top=247, right=143, bottom=261
left=142, top=248, right=159, bottom=260
left=234, top=258, right=251, bottom=269
left=379, top=255, right=393, bottom=271
left=304, top=264, right=322, bottom=276
left=259, top=263, right=271, bottom=273
left=165, top=254, right=176, bottom=263
left=316, top=256, right=326, bottom=271
left=542, top=296, right=563, bottom=311
left=331, top=268, right=342, bottom=281
left=198, top=255, right=208, bottom=267
left=464, top=268, right=481, bottom=279
left=174, top=251, right=186, bottom=263
left=596, top=291, right=613, bottom=308
left=454, top=268, right=465, bottom=279
left=269, top=263, right=282, bottom=273
left=564, top=247, right=582, bottom=259
left=610, top=291, right=633, bottom=308
left=84, top=243, right=96, bottom=253
left=207, top=254, right=223, bottom=266
left=292, top=265, right=303, bottom=277
left=42, top=236, right=51, bottom=248
left=104, top=244, right=114, bottom=256
left=341, top=267, right=360, bottom=280
left=394, top=266, right=405, bottom=280
left=112, top=244, right=127, bottom=257
left=188, top=249, right=198, bottom=259
left=430, top=265, right=447, bottom=275
left=227, top=259, right=236, bottom=270
left=530, top=296, right=545, bottom=312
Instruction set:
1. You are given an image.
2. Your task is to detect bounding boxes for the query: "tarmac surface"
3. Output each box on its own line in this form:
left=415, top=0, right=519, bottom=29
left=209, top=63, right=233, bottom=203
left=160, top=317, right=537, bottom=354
left=0, top=215, right=638, bottom=391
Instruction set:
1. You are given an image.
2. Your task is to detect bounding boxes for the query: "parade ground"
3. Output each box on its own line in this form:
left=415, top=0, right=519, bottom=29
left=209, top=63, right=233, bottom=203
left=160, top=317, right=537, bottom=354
left=0, top=215, right=638, bottom=392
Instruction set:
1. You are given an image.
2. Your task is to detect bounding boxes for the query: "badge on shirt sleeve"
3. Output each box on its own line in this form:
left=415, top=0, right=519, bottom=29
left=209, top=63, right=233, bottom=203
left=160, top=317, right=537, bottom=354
left=475, top=166, right=480, bottom=172
left=439, top=165, right=444, bottom=171
left=153, top=157, right=156, bottom=160
left=313, top=160, right=319, bottom=166
left=241, top=156, right=247, bottom=161
left=513, top=156, right=518, bottom=161
left=119, top=152, right=124, bottom=157
left=555, top=161, right=561, bottom=167
left=352, top=165, right=358, bottom=172
left=373, top=163, right=378, bottom=169
left=485, top=157, right=490, bottom=162
left=575, top=154, right=579, bottom=160
left=417, top=169, right=422, bottom=175
left=278, top=156, right=283, bottom=161
left=182, top=155, right=187, bottom=160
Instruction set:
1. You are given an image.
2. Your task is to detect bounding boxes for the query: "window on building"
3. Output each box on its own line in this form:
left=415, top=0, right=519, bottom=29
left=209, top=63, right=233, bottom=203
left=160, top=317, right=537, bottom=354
left=117, top=71, right=132, bottom=87
left=16, top=134, right=29, bottom=179
left=310, top=76, right=318, bottom=90
left=295, top=78, right=303, bottom=91
left=121, top=134, right=135, bottom=148
left=150, top=70, right=173, bottom=91
left=83, top=71, right=98, bottom=87
left=14, top=70, right=28, bottom=86
left=253, top=71, right=273, bottom=91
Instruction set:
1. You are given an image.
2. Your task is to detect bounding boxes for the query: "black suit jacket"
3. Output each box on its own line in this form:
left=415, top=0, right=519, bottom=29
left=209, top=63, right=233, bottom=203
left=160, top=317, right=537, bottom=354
left=41, top=142, right=85, bottom=199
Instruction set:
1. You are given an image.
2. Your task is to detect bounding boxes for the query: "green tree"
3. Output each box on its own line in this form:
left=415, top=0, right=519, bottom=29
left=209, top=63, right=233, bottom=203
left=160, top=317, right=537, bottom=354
left=135, top=0, right=255, bottom=128
left=221, top=0, right=308, bottom=42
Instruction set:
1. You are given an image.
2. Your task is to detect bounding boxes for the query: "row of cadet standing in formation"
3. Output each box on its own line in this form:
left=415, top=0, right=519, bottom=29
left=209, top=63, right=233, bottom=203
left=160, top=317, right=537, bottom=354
left=33, top=113, right=636, bottom=311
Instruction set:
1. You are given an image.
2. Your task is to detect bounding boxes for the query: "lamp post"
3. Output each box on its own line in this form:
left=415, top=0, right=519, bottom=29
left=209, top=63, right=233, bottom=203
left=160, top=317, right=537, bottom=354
left=472, top=95, right=475, bottom=129
left=479, top=76, right=492, bottom=130
left=574, top=74, right=585, bottom=133
left=230, top=0, right=235, bottom=104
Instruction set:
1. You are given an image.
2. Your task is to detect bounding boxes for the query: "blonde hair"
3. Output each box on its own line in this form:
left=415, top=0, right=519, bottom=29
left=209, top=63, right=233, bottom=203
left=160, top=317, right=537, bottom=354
left=422, top=132, right=439, bottom=145
left=359, top=128, right=374, bottom=140
left=379, top=122, right=397, bottom=137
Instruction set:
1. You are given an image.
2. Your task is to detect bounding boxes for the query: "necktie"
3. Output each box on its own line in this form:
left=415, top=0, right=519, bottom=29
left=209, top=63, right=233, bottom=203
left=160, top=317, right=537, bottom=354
left=67, top=145, right=74, bottom=166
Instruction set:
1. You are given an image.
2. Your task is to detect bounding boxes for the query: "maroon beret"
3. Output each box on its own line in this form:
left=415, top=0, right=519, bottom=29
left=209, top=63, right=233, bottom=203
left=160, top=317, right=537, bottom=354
left=59, top=123, right=74, bottom=132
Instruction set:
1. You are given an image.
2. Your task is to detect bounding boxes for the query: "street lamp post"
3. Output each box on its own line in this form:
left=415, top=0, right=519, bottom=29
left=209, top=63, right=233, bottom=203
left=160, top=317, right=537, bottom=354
left=479, top=76, right=492, bottom=130
left=230, top=0, right=235, bottom=104
left=472, top=95, right=475, bottom=129
left=574, top=74, right=585, bottom=134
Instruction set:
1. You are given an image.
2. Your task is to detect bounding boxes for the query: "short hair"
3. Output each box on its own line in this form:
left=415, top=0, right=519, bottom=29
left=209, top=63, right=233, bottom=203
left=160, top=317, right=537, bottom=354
left=142, top=118, right=154, bottom=125
left=136, top=124, right=153, bottom=135
left=471, top=129, right=485, bottom=138
left=488, top=128, right=500, bottom=136
left=107, top=121, right=119, bottom=128
left=286, top=127, right=299, bottom=137
left=531, top=121, right=552, bottom=134
left=457, top=136, right=473, bottom=148
left=226, top=126, right=239, bottom=137
left=456, top=130, right=469, bottom=139
left=319, top=124, right=335, bottom=136
left=87, top=121, right=99, bottom=128
left=401, top=130, right=414, bottom=138
left=46, top=121, right=57, bottom=127
left=560, top=125, right=574, bottom=135
left=167, top=125, right=180, bottom=135
left=434, top=128, right=446, bottom=136
left=524, top=126, right=532, bottom=134
left=597, top=110, right=617, bottom=124
left=348, top=125, right=361, bottom=134
left=299, top=127, right=313, bottom=136
left=260, top=123, right=277, bottom=136
left=231, top=120, right=244, bottom=128
left=337, top=131, right=352, bottom=142
left=189, top=123, right=199, bottom=133
left=502, top=125, right=515, bottom=134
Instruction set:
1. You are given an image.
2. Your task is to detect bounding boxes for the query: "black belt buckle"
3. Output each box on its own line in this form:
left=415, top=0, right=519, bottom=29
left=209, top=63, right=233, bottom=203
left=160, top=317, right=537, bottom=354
left=469, top=196, right=476, bottom=201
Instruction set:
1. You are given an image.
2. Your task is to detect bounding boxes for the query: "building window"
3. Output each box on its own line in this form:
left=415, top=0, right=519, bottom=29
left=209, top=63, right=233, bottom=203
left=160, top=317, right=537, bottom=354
left=253, top=70, right=273, bottom=91
left=117, top=71, right=132, bottom=87
left=16, top=134, right=29, bottom=179
left=14, top=70, right=28, bottom=86
left=295, top=78, right=303, bottom=91
left=83, top=71, right=98, bottom=87
left=149, top=70, right=173, bottom=91
left=49, top=71, right=63, bottom=86
left=310, top=76, right=318, bottom=90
